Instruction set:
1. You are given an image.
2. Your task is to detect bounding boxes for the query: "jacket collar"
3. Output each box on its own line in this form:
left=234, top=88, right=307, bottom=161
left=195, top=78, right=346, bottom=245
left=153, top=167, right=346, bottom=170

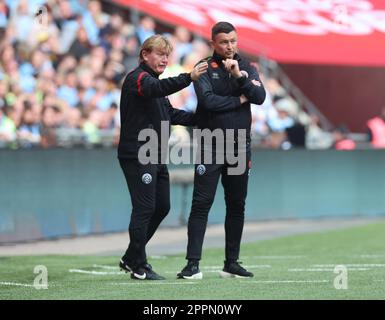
left=139, top=62, right=160, bottom=78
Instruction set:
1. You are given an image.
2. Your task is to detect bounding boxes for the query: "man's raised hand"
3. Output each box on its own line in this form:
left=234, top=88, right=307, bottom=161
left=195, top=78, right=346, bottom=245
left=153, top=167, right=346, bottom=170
left=222, top=59, right=242, bottom=78
left=191, top=62, right=208, bottom=81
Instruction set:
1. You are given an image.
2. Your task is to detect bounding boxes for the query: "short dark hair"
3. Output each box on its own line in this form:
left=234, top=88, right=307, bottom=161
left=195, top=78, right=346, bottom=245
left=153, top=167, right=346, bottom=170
left=211, top=22, right=236, bottom=40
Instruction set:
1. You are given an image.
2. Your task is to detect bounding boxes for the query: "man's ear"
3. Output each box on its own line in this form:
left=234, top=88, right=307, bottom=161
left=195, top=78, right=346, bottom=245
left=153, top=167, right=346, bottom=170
left=209, top=40, right=215, bottom=50
left=141, top=49, right=149, bottom=62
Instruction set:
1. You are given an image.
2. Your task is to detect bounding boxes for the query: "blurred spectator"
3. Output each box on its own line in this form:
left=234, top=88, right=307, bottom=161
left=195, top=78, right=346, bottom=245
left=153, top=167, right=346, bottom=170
left=135, top=15, right=155, bottom=44
left=332, top=125, right=356, bottom=150
left=268, top=98, right=295, bottom=132
left=87, top=46, right=107, bottom=76
left=265, top=78, right=286, bottom=101
left=16, top=101, right=41, bottom=148
left=54, top=0, right=80, bottom=54
left=81, top=0, right=108, bottom=46
left=0, top=1, right=316, bottom=151
left=12, top=0, right=34, bottom=43
left=100, top=102, right=118, bottom=129
left=40, top=105, right=62, bottom=148
left=57, top=54, right=77, bottom=75
left=160, top=36, right=193, bottom=144
left=69, top=0, right=88, bottom=15
left=100, top=12, right=124, bottom=37
left=77, top=67, right=95, bottom=105
left=286, top=122, right=306, bottom=149
left=251, top=89, right=275, bottom=137
left=63, top=107, right=82, bottom=129
left=123, top=35, right=140, bottom=71
left=0, top=105, right=16, bottom=147
left=82, top=109, right=101, bottom=145
left=26, top=48, right=54, bottom=77
left=68, top=26, right=92, bottom=60
left=174, top=26, right=193, bottom=63
left=0, top=79, right=8, bottom=106
left=178, top=40, right=211, bottom=113
left=104, top=47, right=126, bottom=84
left=0, top=0, right=10, bottom=29
left=160, top=36, right=185, bottom=106
left=305, top=115, right=334, bottom=149
left=57, top=71, right=79, bottom=107
left=87, top=77, right=115, bottom=112
left=366, top=106, right=385, bottom=149
left=27, top=4, right=60, bottom=52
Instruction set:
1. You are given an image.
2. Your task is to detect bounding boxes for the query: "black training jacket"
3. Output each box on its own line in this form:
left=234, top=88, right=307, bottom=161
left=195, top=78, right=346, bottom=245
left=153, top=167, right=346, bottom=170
left=118, top=62, right=195, bottom=159
left=193, top=52, right=266, bottom=145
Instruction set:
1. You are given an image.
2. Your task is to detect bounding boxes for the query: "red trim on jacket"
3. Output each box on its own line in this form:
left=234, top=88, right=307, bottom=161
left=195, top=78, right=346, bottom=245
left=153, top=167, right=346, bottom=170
left=137, top=72, right=147, bottom=96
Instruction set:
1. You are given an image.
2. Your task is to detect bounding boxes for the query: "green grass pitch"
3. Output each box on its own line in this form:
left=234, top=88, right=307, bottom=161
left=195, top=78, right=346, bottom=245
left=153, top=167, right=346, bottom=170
left=1, top=221, right=385, bottom=300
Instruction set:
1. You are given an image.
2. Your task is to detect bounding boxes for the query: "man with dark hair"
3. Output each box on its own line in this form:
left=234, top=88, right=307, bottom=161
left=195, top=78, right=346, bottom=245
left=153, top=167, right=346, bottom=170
left=177, top=22, right=266, bottom=279
left=118, top=35, right=207, bottom=280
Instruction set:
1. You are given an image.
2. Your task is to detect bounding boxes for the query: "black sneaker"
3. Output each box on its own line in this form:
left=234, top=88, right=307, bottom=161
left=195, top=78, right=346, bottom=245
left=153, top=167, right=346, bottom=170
left=119, top=258, right=133, bottom=273
left=177, top=261, right=203, bottom=279
left=219, top=261, right=254, bottom=278
left=131, top=263, right=165, bottom=280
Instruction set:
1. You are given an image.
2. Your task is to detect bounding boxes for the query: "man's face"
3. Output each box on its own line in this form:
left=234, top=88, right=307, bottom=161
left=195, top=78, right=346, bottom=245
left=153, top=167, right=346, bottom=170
left=142, top=48, right=169, bottom=75
left=211, top=31, right=238, bottom=60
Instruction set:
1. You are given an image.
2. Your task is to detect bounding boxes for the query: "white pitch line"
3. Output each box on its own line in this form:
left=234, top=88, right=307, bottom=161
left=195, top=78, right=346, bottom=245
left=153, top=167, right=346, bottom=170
left=69, top=269, right=123, bottom=275
left=243, top=256, right=306, bottom=259
left=92, top=264, right=119, bottom=270
left=357, top=254, right=385, bottom=258
left=0, top=281, right=36, bottom=288
left=110, top=282, right=199, bottom=286
left=289, top=268, right=370, bottom=272
left=163, top=270, right=252, bottom=274
left=252, top=280, right=329, bottom=284
left=149, top=256, right=167, bottom=259
left=202, top=265, right=271, bottom=269
left=312, top=264, right=385, bottom=267
left=164, top=265, right=271, bottom=274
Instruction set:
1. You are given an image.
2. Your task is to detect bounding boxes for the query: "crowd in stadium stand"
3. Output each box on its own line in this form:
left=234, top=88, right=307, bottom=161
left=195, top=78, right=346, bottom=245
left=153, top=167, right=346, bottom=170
left=0, top=0, right=358, bottom=150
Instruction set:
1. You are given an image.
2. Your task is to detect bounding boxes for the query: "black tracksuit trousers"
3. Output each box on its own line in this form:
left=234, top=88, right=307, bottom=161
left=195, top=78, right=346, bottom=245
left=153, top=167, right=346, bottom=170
left=186, top=151, right=251, bottom=262
left=119, top=159, right=170, bottom=268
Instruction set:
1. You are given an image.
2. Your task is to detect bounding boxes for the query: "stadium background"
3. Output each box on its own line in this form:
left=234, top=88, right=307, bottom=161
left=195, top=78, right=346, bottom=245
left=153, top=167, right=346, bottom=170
left=1, top=0, right=385, bottom=243
left=1, top=0, right=385, bottom=301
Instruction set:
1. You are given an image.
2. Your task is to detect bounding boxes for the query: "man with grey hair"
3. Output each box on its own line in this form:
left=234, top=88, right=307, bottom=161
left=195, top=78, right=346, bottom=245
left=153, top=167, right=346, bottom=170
left=118, top=34, right=207, bottom=280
